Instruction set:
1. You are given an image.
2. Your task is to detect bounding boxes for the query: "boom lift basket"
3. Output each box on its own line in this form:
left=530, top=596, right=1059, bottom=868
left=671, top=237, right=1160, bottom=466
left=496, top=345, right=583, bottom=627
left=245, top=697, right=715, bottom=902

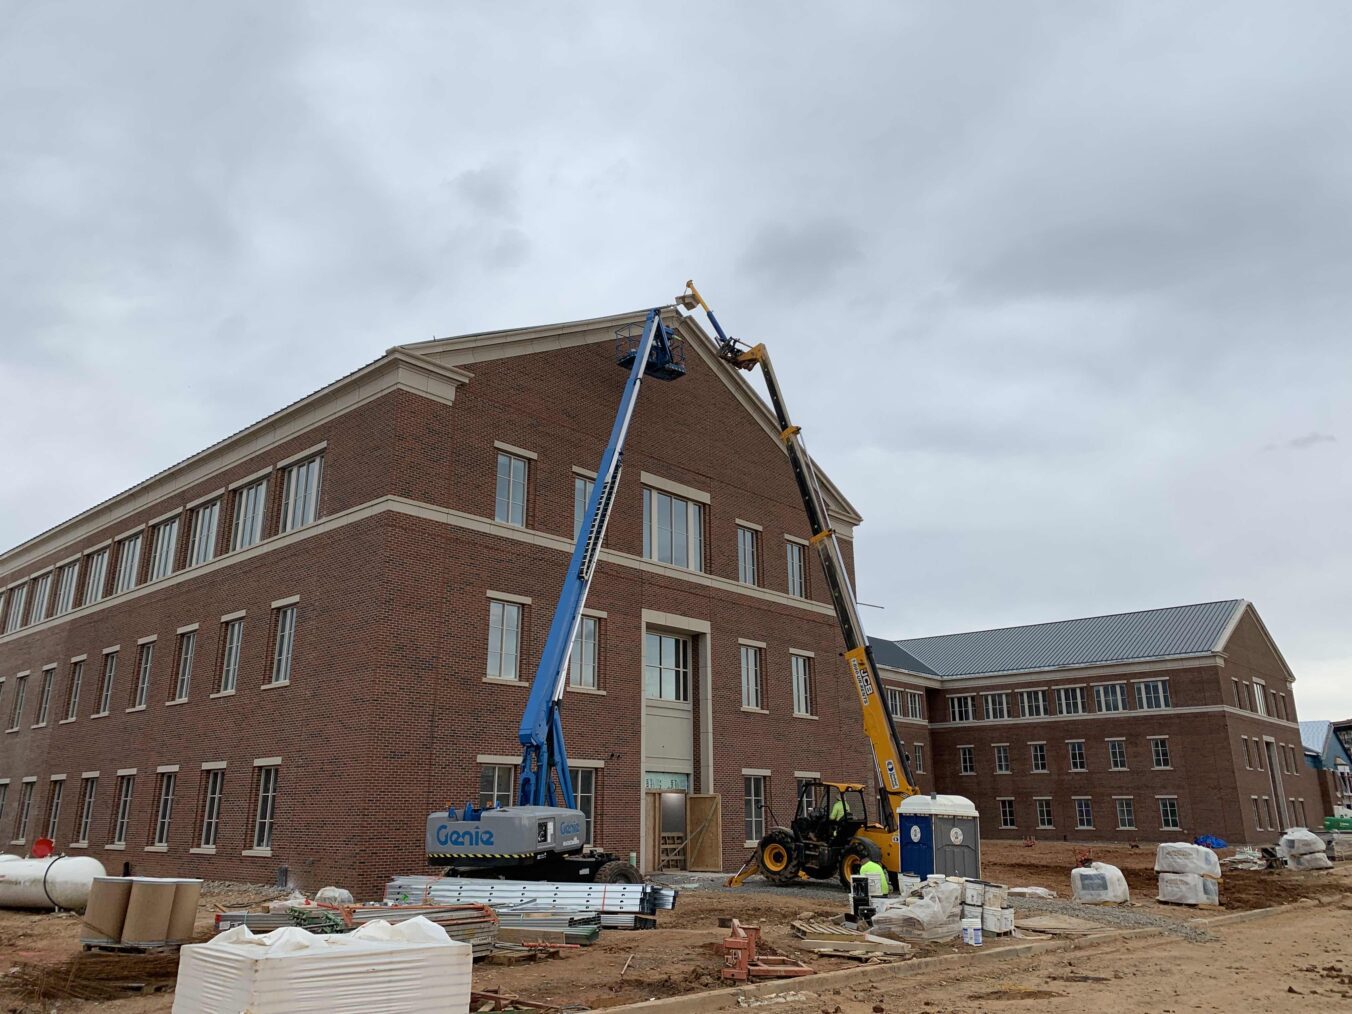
left=616, top=322, right=686, bottom=380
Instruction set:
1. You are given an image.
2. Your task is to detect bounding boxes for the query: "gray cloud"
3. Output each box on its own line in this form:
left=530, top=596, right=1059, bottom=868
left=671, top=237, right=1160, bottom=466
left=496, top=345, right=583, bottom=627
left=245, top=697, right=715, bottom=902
left=1266, top=432, right=1337, bottom=452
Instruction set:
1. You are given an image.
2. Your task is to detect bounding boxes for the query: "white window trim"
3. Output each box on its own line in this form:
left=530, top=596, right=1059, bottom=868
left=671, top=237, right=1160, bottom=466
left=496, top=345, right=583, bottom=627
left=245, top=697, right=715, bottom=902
left=185, top=487, right=227, bottom=511
left=733, top=518, right=763, bottom=532
left=276, top=441, right=328, bottom=470
left=253, top=756, right=281, bottom=767
left=571, top=464, right=597, bottom=479
left=493, top=440, right=538, bottom=461
left=639, top=470, right=710, bottom=505
left=137, top=634, right=157, bottom=645
left=201, top=760, right=227, bottom=770
left=176, top=622, right=200, bottom=635
left=221, top=610, right=246, bottom=622
left=228, top=466, right=273, bottom=491
left=271, top=595, right=300, bottom=609
left=741, top=767, right=772, bottom=776
left=485, top=590, right=532, bottom=605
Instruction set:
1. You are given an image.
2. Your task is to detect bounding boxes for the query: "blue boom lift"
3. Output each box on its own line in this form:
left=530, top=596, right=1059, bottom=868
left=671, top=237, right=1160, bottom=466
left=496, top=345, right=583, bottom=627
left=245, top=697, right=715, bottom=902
left=425, top=306, right=685, bottom=882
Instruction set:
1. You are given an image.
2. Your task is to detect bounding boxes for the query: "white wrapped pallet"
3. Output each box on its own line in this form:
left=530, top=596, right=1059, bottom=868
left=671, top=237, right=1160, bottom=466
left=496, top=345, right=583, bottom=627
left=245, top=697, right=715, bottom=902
left=1286, top=852, right=1333, bottom=871
left=171, top=916, right=471, bottom=1014
left=1154, top=843, right=1221, bottom=880
left=871, top=880, right=962, bottom=941
left=1156, top=873, right=1219, bottom=906
left=1277, top=828, right=1325, bottom=858
left=1071, top=862, right=1129, bottom=904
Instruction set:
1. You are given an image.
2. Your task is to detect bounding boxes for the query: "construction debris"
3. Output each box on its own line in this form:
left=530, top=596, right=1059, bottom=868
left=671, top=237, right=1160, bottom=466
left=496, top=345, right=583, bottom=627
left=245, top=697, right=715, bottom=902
left=216, top=902, right=499, bottom=958
left=386, top=876, right=674, bottom=919
left=721, top=920, right=814, bottom=982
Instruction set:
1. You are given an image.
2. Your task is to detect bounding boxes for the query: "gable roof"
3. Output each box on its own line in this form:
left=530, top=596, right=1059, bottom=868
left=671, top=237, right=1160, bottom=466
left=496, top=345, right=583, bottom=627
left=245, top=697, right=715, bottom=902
left=870, top=599, right=1245, bottom=678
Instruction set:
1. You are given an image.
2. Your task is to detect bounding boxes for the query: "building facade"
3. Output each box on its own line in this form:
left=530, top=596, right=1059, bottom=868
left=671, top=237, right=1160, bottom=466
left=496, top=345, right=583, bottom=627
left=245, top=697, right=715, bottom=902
left=1299, top=720, right=1352, bottom=818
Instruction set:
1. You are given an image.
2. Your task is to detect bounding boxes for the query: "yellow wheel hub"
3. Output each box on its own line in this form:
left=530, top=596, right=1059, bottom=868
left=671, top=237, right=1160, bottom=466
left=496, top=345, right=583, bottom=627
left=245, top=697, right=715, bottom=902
left=762, top=844, right=790, bottom=872
left=842, top=855, right=862, bottom=877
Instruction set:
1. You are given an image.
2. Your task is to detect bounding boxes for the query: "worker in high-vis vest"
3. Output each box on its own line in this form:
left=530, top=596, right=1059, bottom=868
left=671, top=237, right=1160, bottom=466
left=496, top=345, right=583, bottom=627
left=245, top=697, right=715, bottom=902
left=829, top=796, right=851, bottom=821
left=859, top=859, right=890, bottom=897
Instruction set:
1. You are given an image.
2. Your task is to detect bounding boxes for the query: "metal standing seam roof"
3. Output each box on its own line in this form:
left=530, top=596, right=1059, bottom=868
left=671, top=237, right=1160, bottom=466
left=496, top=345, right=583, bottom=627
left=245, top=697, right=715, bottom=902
left=869, top=599, right=1245, bottom=678
left=1299, top=721, right=1330, bottom=755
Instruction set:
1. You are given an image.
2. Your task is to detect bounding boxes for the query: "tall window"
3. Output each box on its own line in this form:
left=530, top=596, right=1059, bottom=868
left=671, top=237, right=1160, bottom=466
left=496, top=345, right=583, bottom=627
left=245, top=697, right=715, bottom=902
left=1115, top=797, right=1135, bottom=830
left=983, top=693, right=1010, bottom=720
left=153, top=772, right=176, bottom=846
left=83, top=549, right=109, bottom=605
left=1094, top=683, right=1128, bottom=712
left=7, top=675, right=28, bottom=730
left=644, top=632, right=690, bottom=702
left=1251, top=680, right=1268, bottom=717
left=572, top=475, right=595, bottom=539
left=905, top=691, right=924, bottom=720
left=113, top=532, right=142, bottom=594
left=886, top=687, right=904, bottom=719
left=63, top=660, right=84, bottom=721
left=998, top=798, right=1016, bottom=828
left=642, top=488, right=704, bottom=571
left=1158, top=797, right=1181, bottom=830
left=219, top=619, right=243, bottom=693
left=1108, top=739, right=1128, bottom=770
left=494, top=452, right=528, bottom=526
left=948, top=695, right=975, bottom=722
left=1074, top=798, right=1094, bottom=829
left=231, top=479, right=268, bottom=550
left=913, top=743, right=925, bottom=773
left=1030, top=742, right=1048, bottom=772
left=270, top=606, right=297, bottom=684
left=3, top=584, right=27, bottom=633
left=173, top=632, right=196, bottom=701
left=740, top=645, right=763, bottom=710
left=132, top=643, right=154, bottom=708
left=280, top=456, right=323, bottom=532
left=29, top=573, right=52, bottom=623
left=149, top=517, right=179, bottom=580
left=1055, top=686, right=1085, bottom=715
left=15, top=782, right=34, bottom=841
left=1018, top=689, right=1047, bottom=718
left=569, top=768, right=596, bottom=843
left=1135, top=680, right=1171, bottom=711
left=1036, top=798, right=1054, bottom=829
left=791, top=654, right=814, bottom=716
left=743, top=775, right=766, bottom=842
left=253, top=766, right=278, bottom=849
left=568, top=615, right=599, bottom=689
left=199, top=770, right=224, bottom=847
left=35, top=669, right=54, bottom=725
left=478, top=765, right=514, bottom=809
left=994, top=744, right=1011, bottom=773
left=1150, top=737, right=1171, bottom=769
left=785, top=541, right=806, bottom=597
left=486, top=601, right=522, bottom=680
left=737, top=526, right=759, bottom=585
left=112, top=775, right=134, bottom=845
left=76, top=777, right=97, bottom=843
left=96, top=652, right=117, bottom=715
left=958, top=746, right=975, bottom=774
left=0, top=785, right=11, bottom=833
left=53, top=562, right=79, bottom=616
left=44, top=780, right=63, bottom=840
left=1067, top=741, right=1087, bottom=771
left=187, top=500, right=220, bottom=566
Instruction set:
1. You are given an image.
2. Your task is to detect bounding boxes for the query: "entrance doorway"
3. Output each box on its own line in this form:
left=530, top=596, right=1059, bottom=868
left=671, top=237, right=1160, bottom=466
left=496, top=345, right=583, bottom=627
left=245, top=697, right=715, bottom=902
left=1263, top=739, right=1289, bottom=827
left=647, top=791, right=688, bottom=870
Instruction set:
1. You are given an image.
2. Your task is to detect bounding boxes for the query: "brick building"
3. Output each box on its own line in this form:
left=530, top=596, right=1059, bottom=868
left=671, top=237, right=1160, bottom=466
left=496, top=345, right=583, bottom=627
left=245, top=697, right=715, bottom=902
left=0, top=307, right=1326, bottom=895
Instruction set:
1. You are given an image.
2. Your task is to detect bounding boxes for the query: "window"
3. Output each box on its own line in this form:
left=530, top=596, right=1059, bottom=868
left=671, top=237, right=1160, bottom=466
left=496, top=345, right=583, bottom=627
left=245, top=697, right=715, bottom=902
left=7, top=675, right=28, bottom=730
left=270, top=606, right=297, bottom=685
left=983, top=693, right=1010, bottom=721
left=1250, top=796, right=1263, bottom=830
left=34, top=669, right=53, bottom=726
left=1254, top=741, right=1263, bottom=770
left=958, top=746, right=975, bottom=775
left=1018, top=689, right=1047, bottom=718
left=1094, top=683, right=1127, bottom=713
left=1036, top=798, right=1054, bottom=829
left=149, top=518, right=179, bottom=580
left=253, top=766, right=278, bottom=849
left=494, top=452, right=528, bottom=526
left=1240, top=682, right=1252, bottom=710
left=1055, top=686, right=1085, bottom=715
left=904, top=691, right=924, bottom=720
left=1158, top=797, right=1181, bottom=831
left=153, top=772, right=176, bottom=846
left=82, top=549, right=109, bottom=605
left=740, top=645, right=763, bottom=710
left=744, top=775, right=766, bottom=842
left=791, top=654, right=814, bottom=716
left=0, top=783, right=7, bottom=828
left=642, top=488, right=704, bottom=571
left=644, top=632, right=690, bottom=702
left=913, top=743, right=925, bottom=773
left=45, top=564, right=70, bottom=617
left=113, top=533, right=142, bottom=594
left=478, top=765, right=515, bottom=810
left=29, top=573, right=52, bottom=623
left=173, top=632, right=196, bottom=701
left=199, top=769, right=224, bottom=847
left=572, top=476, right=595, bottom=540
left=796, top=778, right=818, bottom=818
left=76, top=777, right=97, bottom=843
left=1251, top=680, right=1268, bottom=717
left=1108, top=739, right=1127, bottom=770
left=3, top=585, right=27, bottom=632
left=44, top=780, right=63, bottom=840
left=1262, top=796, right=1275, bottom=830
left=1115, top=797, right=1135, bottom=830
left=785, top=540, right=806, bottom=597
left=96, top=652, right=117, bottom=715
left=112, top=775, right=134, bottom=845
left=280, top=456, right=323, bottom=532
left=15, top=782, right=34, bottom=841
left=993, top=744, right=1011, bottom=773
left=231, top=479, right=268, bottom=550
left=1030, top=742, right=1048, bottom=772
left=1135, top=680, right=1171, bottom=711
left=569, top=768, right=595, bottom=844
left=486, top=601, right=522, bottom=681
left=948, top=695, right=975, bottom=722
left=1150, top=737, right=1171, bottom=769
left=1074, top=798, right=1094, bottom=829
left=1232, top=678, right=1242, bottom=708
left=886, top=687, right=904, bottom=719
left=132, top=643, right=153, bottom=709
left=1241, top=736, right=1252, bottom=769
left=567, top=615, right=599, bottom=689
left=737, top=526, right=759, bottom=585
left=998, top=798, right=1016, bottom=828
left=1067, top=741, right=1086, bottom=771
left=63, top=660, right=84, bottom=721
left=219, top=620, right=243, bottom=693
left=187, top=500, right=220, bottom=566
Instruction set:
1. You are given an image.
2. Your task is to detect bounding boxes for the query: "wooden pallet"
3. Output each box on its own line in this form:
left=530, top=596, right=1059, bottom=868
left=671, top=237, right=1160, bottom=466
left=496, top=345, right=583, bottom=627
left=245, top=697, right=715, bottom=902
left=80, top=940, right=182, bottom=955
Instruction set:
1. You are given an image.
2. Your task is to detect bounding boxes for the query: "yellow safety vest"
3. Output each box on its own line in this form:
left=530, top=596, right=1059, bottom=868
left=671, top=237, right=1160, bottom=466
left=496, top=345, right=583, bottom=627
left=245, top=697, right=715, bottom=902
left=859, top=860, right=889, bottom=896
left=829, top=799, right=849, bottom=820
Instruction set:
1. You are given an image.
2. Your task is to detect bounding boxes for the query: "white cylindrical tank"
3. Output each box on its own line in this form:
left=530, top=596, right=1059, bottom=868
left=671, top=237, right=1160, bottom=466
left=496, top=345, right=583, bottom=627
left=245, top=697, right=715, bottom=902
left=0, top=854, right=108, bottom=911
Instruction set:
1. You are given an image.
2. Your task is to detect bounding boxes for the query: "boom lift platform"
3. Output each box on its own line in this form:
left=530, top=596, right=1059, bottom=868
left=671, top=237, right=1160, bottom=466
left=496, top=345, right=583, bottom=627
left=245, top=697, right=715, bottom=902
left=425, top=307, right=685, bottom=883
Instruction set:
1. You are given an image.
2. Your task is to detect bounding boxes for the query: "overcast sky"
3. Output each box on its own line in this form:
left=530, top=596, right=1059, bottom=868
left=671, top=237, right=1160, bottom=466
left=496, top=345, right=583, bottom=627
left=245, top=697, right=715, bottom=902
left=2, top=2, right=1348, bottom=717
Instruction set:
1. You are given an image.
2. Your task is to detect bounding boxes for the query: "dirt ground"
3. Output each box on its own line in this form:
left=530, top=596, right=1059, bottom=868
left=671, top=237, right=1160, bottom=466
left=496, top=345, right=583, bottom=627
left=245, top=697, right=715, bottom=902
left=1, top=843, right=1348, bottom=1012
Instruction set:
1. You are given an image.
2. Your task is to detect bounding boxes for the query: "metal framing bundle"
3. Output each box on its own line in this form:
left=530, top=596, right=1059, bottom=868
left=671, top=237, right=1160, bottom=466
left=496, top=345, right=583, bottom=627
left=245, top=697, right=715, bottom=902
left=385, top=876, right=677, bottom=916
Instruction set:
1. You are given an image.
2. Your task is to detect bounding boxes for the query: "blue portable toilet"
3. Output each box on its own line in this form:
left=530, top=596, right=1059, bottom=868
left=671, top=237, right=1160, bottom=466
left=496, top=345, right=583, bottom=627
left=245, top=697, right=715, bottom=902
left=898, top=793, right=981, bottom=879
